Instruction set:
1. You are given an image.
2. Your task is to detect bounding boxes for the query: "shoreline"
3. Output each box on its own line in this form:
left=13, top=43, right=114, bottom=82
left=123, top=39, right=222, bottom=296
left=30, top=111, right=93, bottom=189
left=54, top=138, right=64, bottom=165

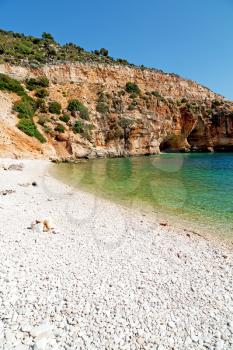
left=0, top=158, right=233, bottom=349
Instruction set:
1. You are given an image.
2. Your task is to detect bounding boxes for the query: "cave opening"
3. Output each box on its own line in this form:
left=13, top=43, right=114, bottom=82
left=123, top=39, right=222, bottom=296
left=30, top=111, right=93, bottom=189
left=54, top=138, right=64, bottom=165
left=159, top=138, right=176, bottom=152
left=187, top=128, right=198, bottom=148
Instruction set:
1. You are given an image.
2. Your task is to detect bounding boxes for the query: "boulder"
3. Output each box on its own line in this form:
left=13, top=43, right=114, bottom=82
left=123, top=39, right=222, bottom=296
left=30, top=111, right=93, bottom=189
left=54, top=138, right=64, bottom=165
left=43, top=219, right=54, bottom=232
left=55, top=132, right=69, bottom=142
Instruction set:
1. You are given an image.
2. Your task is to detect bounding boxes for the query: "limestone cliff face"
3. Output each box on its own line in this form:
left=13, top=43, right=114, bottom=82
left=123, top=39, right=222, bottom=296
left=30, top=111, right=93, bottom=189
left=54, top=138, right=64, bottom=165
left=0, top=62, right=232, bottom=159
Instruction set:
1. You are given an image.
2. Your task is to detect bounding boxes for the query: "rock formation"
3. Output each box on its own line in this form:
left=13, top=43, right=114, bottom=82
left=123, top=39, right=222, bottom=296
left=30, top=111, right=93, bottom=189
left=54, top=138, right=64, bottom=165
left=0, top=62, right=232, bottom=159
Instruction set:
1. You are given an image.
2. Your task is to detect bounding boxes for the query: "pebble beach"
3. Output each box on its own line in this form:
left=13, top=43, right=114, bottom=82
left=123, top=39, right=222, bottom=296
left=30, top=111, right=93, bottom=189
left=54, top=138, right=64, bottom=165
left=0, top=158, right=233, bottom=350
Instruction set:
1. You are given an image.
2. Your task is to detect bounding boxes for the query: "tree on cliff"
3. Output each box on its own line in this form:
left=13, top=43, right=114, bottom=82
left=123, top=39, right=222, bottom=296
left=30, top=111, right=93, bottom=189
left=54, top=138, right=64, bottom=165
left=42, top=32, right=55, bottom=42
left=94, top=48, right=109, bottom=57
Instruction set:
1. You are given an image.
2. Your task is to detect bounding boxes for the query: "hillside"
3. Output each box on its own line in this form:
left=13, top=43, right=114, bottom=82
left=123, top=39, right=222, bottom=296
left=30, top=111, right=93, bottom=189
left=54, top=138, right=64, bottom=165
left=0, top=29, right=139, bottom=68
left=0, top=30, right=233, bottom=159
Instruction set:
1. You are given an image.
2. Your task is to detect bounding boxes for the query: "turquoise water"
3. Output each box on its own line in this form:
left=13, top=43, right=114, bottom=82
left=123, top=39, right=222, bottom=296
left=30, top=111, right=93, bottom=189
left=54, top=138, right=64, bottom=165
left=52, top=153, right=233, bottom=241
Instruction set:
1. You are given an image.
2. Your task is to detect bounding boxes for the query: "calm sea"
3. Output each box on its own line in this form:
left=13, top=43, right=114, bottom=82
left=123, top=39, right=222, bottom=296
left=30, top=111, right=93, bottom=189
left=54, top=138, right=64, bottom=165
left=51, top=153, right=233, bottom=242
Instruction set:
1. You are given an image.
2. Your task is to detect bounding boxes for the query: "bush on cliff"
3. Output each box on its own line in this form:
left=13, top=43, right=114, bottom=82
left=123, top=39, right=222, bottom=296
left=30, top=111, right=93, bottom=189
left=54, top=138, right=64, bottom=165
left=13, top=96, right=37, bottom=118
left=35, top=87, right=49, bottom=98
left=0, top=73, right=46, bottom=143
left=106, top=126, right=124, bottom=141
left=17, top=118, right=46, bottom=143
left=48, top=101, right=61, bottom=114
left=26, top=77, right=49, bottom=91
left=96, top=101, right=109, bottom=114
left=42, top=32, right=55, bottom=42
left=151, top=90, right=162, bottom=98
left=212, top=99, right=222, bottom=108
left=35, top=98, right=47, bottom=112
left=128, top=102, right=137, bottom=110
left=118, top=118, right=134, bottom=128
left=82, top=124, right=94, bottom=142
left=94, top=48, right=109, bottom=57
left=38, top=114, right=49, bottom=126
left=73, top=119, right=84, bottom=133
left=73, top=120, right=93, bottom=141
left=59, top=114, right=70, bottom=123
left=14, top=42, right=33, bottom=55
left=67, top=99, right=89, bottom=120
left=99, top=48, right=109, bottom=57
left=54, top=124, right=65, bottom=133
left=125, top=82, right=140, bottom=95
left=0, top=73, right=25, bottom=95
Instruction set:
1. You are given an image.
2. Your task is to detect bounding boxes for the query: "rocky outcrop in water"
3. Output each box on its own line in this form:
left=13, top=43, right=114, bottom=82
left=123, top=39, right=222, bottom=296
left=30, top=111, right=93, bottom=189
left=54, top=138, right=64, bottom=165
left=0, top=62, right=232, bottom=159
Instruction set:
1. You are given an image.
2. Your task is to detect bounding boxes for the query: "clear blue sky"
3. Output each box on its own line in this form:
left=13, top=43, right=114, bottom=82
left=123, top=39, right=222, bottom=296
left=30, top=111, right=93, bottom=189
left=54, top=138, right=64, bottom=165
left=0, top=0, right=232, bottom=99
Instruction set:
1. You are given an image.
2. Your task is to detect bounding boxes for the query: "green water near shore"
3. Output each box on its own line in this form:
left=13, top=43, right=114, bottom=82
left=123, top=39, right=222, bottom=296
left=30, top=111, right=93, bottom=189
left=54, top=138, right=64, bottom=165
left=52, top=153, right=233, bottom=242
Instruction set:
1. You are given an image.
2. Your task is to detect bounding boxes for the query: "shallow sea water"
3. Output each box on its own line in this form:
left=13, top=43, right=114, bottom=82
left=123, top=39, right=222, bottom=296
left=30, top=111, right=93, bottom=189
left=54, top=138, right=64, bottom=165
left=51, top=153, right=233, bottom=242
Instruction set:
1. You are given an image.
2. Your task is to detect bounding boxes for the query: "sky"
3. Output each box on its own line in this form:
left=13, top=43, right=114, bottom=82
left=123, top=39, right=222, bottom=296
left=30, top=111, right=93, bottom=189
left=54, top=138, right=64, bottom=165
left=0, top=0, right=232, bottom=99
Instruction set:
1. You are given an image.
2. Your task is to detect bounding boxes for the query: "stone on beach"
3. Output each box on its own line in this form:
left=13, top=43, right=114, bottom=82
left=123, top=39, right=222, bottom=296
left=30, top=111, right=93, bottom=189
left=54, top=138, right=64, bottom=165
left=43, top=218, right=54, bottom=232
left=7, top=163, right=24, bottom=171
left=30, top=321, right=53, bottom=338
left=30, top=218, right=55, bottom=233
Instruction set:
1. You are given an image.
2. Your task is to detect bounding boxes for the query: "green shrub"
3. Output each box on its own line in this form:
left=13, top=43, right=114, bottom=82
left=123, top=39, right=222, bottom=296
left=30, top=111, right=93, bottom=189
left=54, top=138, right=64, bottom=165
left=114, top=127, right=124, bottom=138
left=54, top=124, right=65, bottom=133
left=35, top=88, right=49, bottom=98
left=185, top=103, right=194, bottom=112
left=207, top=109, right=213, bottom=115
left=17, top=118, right=46, bottom=143
left=35, top=98, right=47, bottom=112
left=96, top=101, right=109, bottom=114
left=26, top=76, right=49, bottom=91
left=151, top=91, right=162, bottom=98
left=106, top=126, right=124, bottom=141
left=118, top=118, right=134, bottom=128
left=82, top=124, right=94, bottom=141
left=0, top=73, right=25, bottom=96
left=22, top=94, right=37, bottom=108
left=43, top=125, right=52, bottom=134
left=67, top=99, right=89, bottom=120
left=67, top=99, right=82, bottom=111
left=38, top=115, right=48, bottom=126
left=42, top=32, right=54, bottom=41
left=180, top=97, right=188, bottom=104
left=37, top=77, right=50, bottom=87
left=129, top=93, right=138, bottom=99
left=48, top=101, right=61, bottom=114
left=59, top=114, right=70, bottom=123
left=73, top=120, right=84, bottom=133
left=128, top=103, right=137, bottom=111
left=13, top=98, right=36, bottom=118
left=116, top=58, right=129, bottom=65
left=125, top=82, right=140, bottom=95
left=99, top=48, right=109, bottom=57
left=72, top=122, right=94, bottom=140
left=34, top=52, right=45, bottom=63
left=95, top=48, right=109, bottom=57
left=212, top=99, right=222, bottom=107
left=15, top=42, right=32, bottom=55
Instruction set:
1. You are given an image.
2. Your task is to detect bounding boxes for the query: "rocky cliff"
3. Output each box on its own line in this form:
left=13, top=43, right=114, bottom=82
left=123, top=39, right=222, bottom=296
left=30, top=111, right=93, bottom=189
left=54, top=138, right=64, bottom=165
left=0, top=62, right=233, bottom=159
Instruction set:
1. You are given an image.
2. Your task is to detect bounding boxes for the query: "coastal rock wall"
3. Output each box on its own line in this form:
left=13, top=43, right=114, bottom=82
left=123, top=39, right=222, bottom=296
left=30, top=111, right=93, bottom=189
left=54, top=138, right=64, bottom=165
left=0, top=63, right=232, bottom=159
left=0, top=62, right=219, bottom=100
